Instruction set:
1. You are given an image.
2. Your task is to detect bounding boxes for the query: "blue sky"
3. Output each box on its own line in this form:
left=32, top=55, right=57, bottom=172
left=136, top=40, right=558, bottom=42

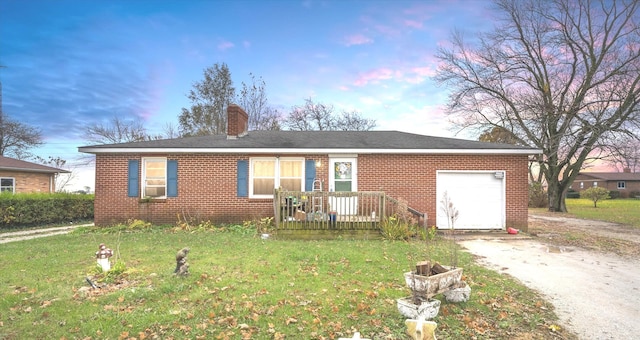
left=1, top=0, right=494, bottom=190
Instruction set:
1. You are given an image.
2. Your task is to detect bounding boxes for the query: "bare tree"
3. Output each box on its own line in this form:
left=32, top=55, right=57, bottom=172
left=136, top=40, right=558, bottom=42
left=0, top=115, right=43, bottom=160
left=285, top=98, right=336, bottom=131
left=604, top=133, right=640, bottom=172
left=336, top=110, right=376, bottom=131
left=83, top=116, right=148, bottom=145
left=34, top=156, right=76, bottom=192
left=179, top=63, right=235, bottom=136
left=237, top=73, right=281, bottom=130
left=434, top=0, right=640, bottom=212
left=284, top=98, right=376, bottom=131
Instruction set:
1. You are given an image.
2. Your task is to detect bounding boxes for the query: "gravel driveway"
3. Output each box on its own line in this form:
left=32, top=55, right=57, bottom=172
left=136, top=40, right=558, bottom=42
left=0, top=224, right=91, bottom=244
left=459, top=214, right=640, bottom=340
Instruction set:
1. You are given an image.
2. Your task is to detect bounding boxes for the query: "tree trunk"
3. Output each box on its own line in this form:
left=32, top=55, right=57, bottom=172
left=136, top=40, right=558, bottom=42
left=547, top=181, right=567, bottom=212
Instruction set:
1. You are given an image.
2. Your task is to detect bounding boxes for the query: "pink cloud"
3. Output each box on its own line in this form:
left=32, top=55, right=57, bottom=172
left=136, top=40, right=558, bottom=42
left=353, top=68, right=395, bottom=86
left=404, top=19, right=423, bottom=29
left=343, top=34, right=373, bottom=46
left=217, top=40, right=234, bottom=51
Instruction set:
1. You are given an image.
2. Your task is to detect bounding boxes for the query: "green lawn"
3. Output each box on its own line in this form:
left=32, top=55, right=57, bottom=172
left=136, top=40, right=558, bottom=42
left=548, top=198, right=640, bottom=227
left=0, top=226, right=571, bottom=339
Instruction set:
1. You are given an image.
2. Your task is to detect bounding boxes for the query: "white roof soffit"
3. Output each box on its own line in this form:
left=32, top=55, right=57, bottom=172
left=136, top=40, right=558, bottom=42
left=78, top=147, right=542, bottom=155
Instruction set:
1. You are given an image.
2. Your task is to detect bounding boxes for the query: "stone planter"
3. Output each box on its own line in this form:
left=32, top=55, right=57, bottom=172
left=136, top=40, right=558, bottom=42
left=404, top=266, right=463, bottom=299
left=442, top=281, right=471, bottom=303
left=396, top=296, right=441, bottom=320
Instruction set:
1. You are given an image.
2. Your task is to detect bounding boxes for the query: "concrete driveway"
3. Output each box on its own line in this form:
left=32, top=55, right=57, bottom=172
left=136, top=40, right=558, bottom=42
left=458, top=215, right=640, bottom=340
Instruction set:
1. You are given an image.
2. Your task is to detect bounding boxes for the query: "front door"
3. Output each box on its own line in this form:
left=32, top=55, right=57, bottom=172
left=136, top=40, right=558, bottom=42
left=329, top=157, right=357, bottom=215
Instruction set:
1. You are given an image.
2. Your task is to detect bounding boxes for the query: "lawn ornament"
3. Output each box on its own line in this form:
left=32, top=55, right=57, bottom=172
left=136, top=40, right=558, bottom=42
left=96, top=243, right=113, bottom=272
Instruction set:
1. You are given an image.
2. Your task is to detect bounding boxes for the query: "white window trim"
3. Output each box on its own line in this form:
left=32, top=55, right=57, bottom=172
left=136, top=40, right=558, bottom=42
left=618, top=181, right=626, bottom=189
left=142, top=157, right=167, bottom=199
left=328, top=157, right=358, bottom=192
left=249, top=157, right=305, bottom=198
left=0, top=177, right=15, bottom=194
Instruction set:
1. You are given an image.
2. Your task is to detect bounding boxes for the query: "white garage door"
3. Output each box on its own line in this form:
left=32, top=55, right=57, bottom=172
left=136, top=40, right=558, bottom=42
left=436, top=171, right=505, bottom=230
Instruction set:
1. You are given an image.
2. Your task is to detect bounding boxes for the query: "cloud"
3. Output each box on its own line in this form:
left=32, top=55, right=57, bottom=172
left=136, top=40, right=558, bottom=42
left=352, top=68, right=396, bottom=86
left=343, top=34, right=374, bottom=46
left=217, top=40, right=235, bottom=51
left=1, top=9, right=164, bottom=141
left=403, top=19, right=423, bottom=29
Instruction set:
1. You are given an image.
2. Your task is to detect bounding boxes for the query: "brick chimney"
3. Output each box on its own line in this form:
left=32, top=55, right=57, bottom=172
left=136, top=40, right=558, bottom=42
left=227, top=104, right=248, bottom=139
left=623, top=167, right=631, bottom=173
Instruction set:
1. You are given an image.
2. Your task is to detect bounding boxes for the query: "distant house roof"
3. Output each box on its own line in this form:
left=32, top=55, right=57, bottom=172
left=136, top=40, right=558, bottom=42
left=78, top=131, right=541, bottom=155
left=578, top=172, right=640, bottom=181
left=0, top=156, right=70, bottom=174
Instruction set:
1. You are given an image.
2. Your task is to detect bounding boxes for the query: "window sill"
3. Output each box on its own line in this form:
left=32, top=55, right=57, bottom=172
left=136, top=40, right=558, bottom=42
left=139, top=198, right=167, bottom=203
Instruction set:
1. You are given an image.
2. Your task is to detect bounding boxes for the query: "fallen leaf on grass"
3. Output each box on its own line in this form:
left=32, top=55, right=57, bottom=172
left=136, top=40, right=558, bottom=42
left=549, top=324, right=561, bottom=332
left=285, top=317, right=298, bottom=325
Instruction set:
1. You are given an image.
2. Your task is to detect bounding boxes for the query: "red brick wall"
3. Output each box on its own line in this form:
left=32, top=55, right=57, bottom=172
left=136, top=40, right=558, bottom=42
left=0, top=171, right=55, bottom=193
left=357, top=154, right=529, bottom=230
left=571, top=175, right=640, bottom=198
left=94, top=153, right=529, bottom=230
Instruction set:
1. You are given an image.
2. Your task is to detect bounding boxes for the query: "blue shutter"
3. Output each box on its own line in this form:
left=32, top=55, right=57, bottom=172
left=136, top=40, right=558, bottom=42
left=127, top=160, right=139, bottom=197
left=305, top=160, right=316, bottom=191
left=167, top=160, right=178, bottom=197
left=237, top=160, right=248, bottom=197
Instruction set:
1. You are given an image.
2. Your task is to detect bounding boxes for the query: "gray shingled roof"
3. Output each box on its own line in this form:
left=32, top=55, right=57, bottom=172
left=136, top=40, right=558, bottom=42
left=0, top=156, right=70, bottom=173
left=579, top=172, right=640, bottom=181
left=78, top=130, right=541, bottom=154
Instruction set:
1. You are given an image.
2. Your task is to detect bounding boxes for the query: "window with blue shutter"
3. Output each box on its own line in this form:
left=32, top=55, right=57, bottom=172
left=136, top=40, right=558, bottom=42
left=127, top=160, right=139, bottom=197
left=305, top=160, right=316, bottom=191
left=237, top=160, right=248, bottom=197
left=167, top=160, right=178, bottom=197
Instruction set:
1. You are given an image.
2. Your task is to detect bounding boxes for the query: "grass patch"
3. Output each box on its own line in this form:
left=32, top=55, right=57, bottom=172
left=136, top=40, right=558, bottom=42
left=566, top=199, right=640, bottom=227
left=532, top=198, right=640, bottom=227
left=0, top=227, right=572, bottom=339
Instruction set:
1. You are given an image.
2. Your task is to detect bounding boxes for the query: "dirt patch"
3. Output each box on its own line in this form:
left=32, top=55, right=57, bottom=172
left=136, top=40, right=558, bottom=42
left=459, top=213, right=640, bottom=340
left=528, top=214, right=640, bottom=257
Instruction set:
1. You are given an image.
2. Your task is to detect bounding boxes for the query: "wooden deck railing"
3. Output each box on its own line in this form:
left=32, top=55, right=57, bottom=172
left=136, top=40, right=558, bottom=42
left=274, top=190, right=428, bottom=231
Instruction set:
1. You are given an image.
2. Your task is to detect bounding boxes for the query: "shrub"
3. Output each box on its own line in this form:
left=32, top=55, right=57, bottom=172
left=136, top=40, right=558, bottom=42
left=608, top=190, right=621, bottom=199
left=0, top=192, right=93, bottom=228
left=630, top=191, right=640, bottom=199
left=380, top=214, right=413, bottom=240
left=528, top=182, right=548, bottom=208
left=126, top=218, right=152, bottom=230
left=580, top=187, right=610, bottom=207
left=565, top=189, right=581, bottom=199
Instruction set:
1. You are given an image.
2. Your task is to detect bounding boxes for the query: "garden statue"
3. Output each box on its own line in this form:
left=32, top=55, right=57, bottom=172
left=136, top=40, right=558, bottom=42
left=406, top=318, right=437, bottom=340
left=338, top=332, right=369, bottom=340
left=174, top=247, right=190, bottom=276
left=95, top=243, right=113, bottom=272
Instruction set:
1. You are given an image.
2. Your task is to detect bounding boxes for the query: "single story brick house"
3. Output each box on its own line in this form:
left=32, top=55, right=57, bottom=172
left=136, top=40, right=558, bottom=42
left=0, top=156, right=69, bottom=193
left=571, top=170, right=640, bottom=198
left=79, top=105, right=541, bottom=230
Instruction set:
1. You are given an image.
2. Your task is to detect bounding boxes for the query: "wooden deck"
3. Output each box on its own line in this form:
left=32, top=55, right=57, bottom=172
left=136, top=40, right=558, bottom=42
left=273, top=190, right=427, bottom=233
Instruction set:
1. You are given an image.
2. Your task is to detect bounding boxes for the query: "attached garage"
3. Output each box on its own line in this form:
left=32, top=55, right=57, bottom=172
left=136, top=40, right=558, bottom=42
left=436, top=171, right=506, bottom=230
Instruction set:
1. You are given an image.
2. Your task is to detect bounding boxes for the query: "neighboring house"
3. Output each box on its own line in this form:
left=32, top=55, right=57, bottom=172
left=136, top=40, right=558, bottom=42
left=79, top=105, right=541, bottom=230
left=0, top=156, right=70, bottom=193
left=571, top=170, right=640, bottom=198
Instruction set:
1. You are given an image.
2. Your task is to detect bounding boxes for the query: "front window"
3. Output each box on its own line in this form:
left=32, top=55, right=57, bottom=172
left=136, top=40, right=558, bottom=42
left=593, top=182, right=598, bottom=187
left=0, top=178, right=15, bottom=193
left=143, top=158, right=166, bottom=198
left=580, top=182, right=584, bottom=189
left=618, top=181, right=626, bottom=189
left=250, top=158, right=303, bottom=197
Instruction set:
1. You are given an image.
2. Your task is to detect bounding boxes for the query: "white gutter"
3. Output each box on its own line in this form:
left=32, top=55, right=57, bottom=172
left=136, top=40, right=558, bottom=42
left=79, top=147, right=542, bottom=155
